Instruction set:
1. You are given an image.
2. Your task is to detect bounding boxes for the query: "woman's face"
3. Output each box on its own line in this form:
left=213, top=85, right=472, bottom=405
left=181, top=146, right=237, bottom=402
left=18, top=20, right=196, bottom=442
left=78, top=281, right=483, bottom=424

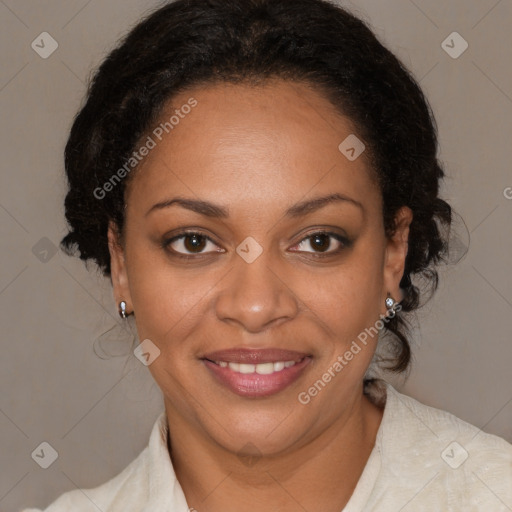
left=109, top=79, right=411, bottom=456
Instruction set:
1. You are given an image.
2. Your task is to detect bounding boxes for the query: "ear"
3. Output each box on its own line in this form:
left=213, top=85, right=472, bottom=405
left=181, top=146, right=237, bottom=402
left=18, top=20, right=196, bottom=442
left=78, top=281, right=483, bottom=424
left=382, top=206, right=413, bottom=311
left=107, top=220, right=132, bottom=314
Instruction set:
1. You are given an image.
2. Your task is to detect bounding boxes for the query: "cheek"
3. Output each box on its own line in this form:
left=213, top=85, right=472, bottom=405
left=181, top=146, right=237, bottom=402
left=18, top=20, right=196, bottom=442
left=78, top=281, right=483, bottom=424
left=298, top=253, right=385, bottom=387
left=124, top=239, right=211, bottom=345
left=301, top=245, right=385, bottom=340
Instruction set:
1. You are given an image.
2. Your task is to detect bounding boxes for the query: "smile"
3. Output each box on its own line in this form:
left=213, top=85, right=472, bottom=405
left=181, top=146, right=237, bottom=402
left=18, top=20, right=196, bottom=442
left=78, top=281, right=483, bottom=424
left=201, top=349, right=312, bottom=398
left=213, top=360, right=297, bottom=374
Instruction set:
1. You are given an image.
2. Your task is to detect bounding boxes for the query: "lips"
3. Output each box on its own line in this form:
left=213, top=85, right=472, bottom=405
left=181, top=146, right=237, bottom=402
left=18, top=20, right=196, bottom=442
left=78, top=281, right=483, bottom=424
left=201, top=348, right=312, bottom=398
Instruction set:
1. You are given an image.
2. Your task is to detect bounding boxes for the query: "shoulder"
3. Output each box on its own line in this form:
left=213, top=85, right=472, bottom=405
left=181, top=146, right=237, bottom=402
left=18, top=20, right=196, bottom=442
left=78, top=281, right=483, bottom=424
left=21, top=449, right=150, bottom=512
left=20, top=413, right=167, bottom=512
left=385, top=382, right=512, bottom=457
left=367, top=380, right=512, bottom=510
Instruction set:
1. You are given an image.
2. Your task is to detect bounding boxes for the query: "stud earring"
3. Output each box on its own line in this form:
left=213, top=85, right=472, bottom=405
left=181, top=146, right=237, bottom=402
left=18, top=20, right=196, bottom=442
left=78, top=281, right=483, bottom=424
left=385, top=293, right=400, bottom=317
left=385, top=294, right=396, bottom=310
left=119, top=300, right=128, bottom=319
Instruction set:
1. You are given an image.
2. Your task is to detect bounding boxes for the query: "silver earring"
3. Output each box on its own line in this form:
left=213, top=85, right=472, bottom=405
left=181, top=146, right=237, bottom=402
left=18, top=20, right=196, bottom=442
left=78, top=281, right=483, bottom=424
left=119, top=301, right=127, bottom=319
left=385, top=294, right=397, bottom=311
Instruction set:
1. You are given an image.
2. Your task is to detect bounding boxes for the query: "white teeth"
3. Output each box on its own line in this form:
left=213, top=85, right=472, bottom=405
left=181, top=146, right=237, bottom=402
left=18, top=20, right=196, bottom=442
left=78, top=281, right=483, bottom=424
left=217, top=360, right=297, bottom=374
left=255, top=362, right=275, bottom=375
left=238, top=363, right=256, bottom=374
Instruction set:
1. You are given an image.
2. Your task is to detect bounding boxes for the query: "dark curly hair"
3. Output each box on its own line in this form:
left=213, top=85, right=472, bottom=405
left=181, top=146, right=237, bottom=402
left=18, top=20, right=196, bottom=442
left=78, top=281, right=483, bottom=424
left=61, top=0, right=454, bottom=373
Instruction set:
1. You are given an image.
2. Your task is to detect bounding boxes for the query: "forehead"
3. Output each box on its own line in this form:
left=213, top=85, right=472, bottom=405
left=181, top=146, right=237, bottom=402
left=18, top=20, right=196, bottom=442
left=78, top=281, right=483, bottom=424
left=125, top=79, right=381, bottom=217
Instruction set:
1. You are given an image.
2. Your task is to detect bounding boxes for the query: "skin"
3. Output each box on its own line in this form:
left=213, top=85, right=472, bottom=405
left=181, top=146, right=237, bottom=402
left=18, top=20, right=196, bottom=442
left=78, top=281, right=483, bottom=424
left=108, top=79, right=412, bottom=512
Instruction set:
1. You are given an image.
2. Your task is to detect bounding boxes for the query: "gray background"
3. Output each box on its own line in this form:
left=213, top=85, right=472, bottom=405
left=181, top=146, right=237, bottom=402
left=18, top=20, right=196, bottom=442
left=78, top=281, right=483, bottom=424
left=1, top=0, right=511, bottom=510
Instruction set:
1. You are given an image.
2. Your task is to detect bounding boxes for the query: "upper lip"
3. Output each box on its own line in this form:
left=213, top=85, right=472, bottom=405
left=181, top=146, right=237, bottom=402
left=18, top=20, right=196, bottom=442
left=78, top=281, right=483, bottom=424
left=201, top=348, right=310, bottom=364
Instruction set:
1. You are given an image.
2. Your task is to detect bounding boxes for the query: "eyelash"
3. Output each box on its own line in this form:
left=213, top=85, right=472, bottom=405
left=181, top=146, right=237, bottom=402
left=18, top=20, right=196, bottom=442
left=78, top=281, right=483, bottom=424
left=161, top=230, right=351, bottom=260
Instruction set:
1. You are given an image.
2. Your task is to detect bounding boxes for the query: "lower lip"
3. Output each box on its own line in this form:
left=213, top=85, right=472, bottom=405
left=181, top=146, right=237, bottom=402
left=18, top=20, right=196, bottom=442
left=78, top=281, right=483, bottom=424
left=203, top=357, right=312, bottom=398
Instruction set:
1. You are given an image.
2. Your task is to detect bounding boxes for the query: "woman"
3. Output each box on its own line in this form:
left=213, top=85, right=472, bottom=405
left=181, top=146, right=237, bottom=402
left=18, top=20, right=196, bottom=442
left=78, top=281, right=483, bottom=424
left=23, top=0, right=512, bottom=510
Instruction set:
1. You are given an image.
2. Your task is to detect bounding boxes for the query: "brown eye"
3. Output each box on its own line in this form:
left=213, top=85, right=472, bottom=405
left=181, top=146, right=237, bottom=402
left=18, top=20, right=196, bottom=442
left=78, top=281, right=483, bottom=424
left=164, top=232, right=222, bottom=256
left=183, top=233, right=207, bottom=253
left=291, top=231, right=349, bottom=255
left=309, top=233, right=331, bottom=252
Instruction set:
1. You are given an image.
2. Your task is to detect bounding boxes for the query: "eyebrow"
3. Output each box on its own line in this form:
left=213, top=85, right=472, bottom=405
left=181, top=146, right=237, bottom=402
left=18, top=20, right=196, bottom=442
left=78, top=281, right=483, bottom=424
left=145, top=193, right=363, bottom=219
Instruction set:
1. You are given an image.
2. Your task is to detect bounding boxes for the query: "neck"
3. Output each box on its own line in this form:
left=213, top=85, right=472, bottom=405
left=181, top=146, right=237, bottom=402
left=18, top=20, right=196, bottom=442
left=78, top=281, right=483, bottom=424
left=165, top=386, right=384, bottom=512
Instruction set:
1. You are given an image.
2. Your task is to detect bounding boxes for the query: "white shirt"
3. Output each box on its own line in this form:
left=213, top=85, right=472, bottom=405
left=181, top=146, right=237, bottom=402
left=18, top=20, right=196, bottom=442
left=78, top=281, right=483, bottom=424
left=22, top=380, right=512, bottom=511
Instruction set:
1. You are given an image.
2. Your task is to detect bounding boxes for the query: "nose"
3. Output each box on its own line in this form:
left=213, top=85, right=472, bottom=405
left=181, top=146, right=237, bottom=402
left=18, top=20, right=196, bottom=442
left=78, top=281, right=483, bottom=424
left=214, top=250, right=299, bottom=333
